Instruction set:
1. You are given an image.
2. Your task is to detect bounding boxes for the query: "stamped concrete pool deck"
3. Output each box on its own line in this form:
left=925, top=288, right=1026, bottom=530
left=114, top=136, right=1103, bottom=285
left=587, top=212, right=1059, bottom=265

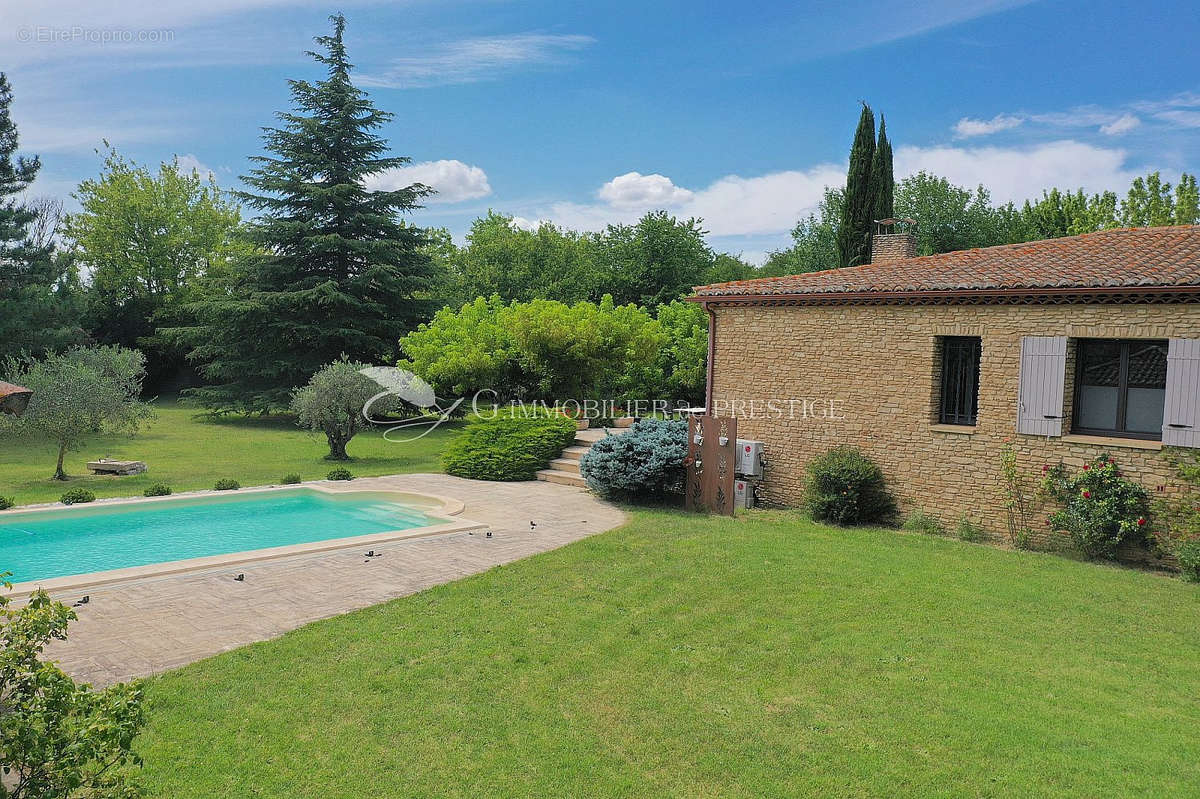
left=37, top=474, right=625, bottom=687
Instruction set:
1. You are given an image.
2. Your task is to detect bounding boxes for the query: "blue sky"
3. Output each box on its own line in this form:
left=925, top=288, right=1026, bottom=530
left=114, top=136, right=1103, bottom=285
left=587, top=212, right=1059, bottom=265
left=7, top=0, right=1200, bottom=261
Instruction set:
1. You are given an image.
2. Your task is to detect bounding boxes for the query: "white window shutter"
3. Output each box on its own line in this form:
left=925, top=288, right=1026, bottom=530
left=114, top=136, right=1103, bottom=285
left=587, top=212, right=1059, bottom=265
left=1164, top=338, right=1200, bottom=448
left=1016, top=336, right=1067, bottom=436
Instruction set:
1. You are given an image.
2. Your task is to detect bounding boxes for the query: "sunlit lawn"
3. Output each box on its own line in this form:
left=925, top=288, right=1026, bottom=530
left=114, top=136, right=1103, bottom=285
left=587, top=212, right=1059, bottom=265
left=0, top=399, right=458, bottom=506
left=139, top=509, right=1200, bottom=798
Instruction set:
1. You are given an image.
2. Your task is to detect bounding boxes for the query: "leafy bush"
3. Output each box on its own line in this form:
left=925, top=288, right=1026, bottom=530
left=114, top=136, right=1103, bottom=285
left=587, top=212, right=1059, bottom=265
left=213, top=478, right=240, bottom=491
left=281, top=473, right=302, bottom=485
left=443, top=413, right=576, bottom=481
left=1154, top=450, right=1200, bottom=581
left=143, top=483, right=172, bottom=497
left=0, top=496, right=13, bottom=510
left=956, top=516, right=986, bottom=543
left=579, top=418, right=688, bottom=500
left=803, top=447, right=896, bottom=526
left=326, top=467, right=354, bottom=481
left=902, top=509, right=946, bottom=536
left=0, top=584, right=146, bottom=797
left=60, top=488, right=96, bottom=505
left=399, top=295, right=670, bottom=404
left=1043, top=455, right=1149, bottom=560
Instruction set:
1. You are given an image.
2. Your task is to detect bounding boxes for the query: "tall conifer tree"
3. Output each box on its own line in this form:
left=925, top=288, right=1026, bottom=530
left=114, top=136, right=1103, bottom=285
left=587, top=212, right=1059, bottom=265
left=0, top=74, right=83, bottom=361
left=836, top=104, right=876, bottom=267
left=171, top=15, right=435, bottom=411
left=871, top=116, right=894, bottom=223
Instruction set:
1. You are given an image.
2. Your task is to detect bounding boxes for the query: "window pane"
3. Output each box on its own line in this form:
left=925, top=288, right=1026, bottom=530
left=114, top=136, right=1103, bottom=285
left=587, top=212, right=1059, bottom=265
left=1126, top=387, right=1166, bottom=433
left=940, top=337, right=980, bottom=425
left=1127, top=341, right=1168, bottom=389
left=1078, top=341, right=1121, bottom=387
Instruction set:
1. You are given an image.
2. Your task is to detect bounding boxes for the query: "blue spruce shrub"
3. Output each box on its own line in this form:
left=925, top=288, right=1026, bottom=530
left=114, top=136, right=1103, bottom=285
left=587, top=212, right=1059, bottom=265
left=580, top=418, right=688, bottom=500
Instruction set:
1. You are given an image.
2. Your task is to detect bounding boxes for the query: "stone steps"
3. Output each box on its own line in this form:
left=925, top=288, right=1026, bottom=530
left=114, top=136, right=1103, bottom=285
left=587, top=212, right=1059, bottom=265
left=536, top=427, right=630, bottom=489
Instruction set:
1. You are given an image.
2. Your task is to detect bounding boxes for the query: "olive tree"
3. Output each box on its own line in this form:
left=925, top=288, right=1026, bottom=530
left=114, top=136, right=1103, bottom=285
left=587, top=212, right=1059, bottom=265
left=1, top=582, right=146, bottom=798
left=291, top=358, right=396, bottom=461
left=0, top=347, right=152, bottom=480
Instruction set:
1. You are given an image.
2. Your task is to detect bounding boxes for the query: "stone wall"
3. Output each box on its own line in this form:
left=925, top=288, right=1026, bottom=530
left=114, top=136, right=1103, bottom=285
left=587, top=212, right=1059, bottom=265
left=709, top=301, right=1200, bottom=549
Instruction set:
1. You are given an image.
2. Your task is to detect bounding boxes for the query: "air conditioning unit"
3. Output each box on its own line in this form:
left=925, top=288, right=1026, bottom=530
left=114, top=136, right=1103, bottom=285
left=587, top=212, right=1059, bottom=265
left=735, top=440, right=765, bottom=477
left=734, top=478, right=758, bottom=510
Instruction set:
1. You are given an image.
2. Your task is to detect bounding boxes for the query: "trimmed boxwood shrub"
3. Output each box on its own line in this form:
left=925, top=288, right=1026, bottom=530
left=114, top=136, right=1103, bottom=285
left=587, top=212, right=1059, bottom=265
left=327, top=467, right=354, bottom=481
left=579, top=418, right=687, bottom=500
left=0, top=496, right=15, bottom=510
left=443, top=413, right=576, bottom=481
left=803, top=447, right=896, bottom=526
left=143, top=483, right=172, bottom=497
left=213, top=478, right=240, bottom=491
left=281, top=473, right=302, bottom=485
left=60, top=488, right=96, bottom=506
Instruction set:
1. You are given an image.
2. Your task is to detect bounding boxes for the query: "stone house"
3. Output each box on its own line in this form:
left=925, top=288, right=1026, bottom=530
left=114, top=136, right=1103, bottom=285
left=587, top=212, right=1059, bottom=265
left=688, top=226, right=1200, bottom=547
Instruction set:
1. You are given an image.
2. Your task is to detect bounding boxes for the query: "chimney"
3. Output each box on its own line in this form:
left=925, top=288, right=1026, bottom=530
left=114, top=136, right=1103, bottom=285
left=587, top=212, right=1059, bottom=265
left=870, top=218, right=917, bottom=264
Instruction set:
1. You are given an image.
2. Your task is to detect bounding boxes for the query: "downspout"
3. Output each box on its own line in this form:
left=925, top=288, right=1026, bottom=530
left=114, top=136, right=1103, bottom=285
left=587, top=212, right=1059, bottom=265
left=705, top=303, right=716, bottom=414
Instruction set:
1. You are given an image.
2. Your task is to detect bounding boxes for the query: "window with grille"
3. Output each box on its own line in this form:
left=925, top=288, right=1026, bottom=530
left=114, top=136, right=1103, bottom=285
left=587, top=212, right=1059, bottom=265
left=1072, top=339, right=1168, bottom=439
left=939, top=337, right=982, bottom=426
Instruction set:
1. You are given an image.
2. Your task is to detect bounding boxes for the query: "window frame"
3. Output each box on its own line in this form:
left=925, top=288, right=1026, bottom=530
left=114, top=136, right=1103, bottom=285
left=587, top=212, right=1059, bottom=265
left=1070, top=338, right=1168, bottom=441
left=938, top=336, right=982, bottom=426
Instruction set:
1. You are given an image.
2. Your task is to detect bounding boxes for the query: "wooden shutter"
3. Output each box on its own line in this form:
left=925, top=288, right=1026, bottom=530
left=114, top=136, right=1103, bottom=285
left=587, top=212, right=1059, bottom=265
left=1164, top=338, right=1200, bottom=448
left=1016, top=336, right=1067, bottom=436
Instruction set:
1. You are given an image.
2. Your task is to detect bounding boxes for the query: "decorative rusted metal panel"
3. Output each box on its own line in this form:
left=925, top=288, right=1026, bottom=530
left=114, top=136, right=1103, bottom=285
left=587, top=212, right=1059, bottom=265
left=685, top=415, right=737, bottom=516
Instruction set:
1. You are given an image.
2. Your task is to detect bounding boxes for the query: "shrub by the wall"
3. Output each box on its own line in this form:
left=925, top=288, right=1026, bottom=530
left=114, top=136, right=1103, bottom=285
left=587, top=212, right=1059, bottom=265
left=60, top=488, right=96, bottom=505
left=443, top=413, right=576, bottom=481
left=213, top=478, right=240, bottom=491
left=143, top=483, right=172, bottom=497
left=902, top=509, right=946, bottom=536
left=803, top=447, right=896, bottom=526
left=1154, top=450, right=1200, bottom=581
left=579, top=418, right=688, bottom=500
left=956, top=516, right=986, bottom=543
left=1044, top=455, right=1149, bottom=560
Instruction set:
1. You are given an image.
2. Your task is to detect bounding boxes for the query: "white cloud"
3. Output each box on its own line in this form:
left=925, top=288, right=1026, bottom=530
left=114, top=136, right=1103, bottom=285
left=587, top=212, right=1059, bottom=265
left=521, top=140, right=1143, bottom=242
left=1099, top=114, right=1141, bottom=136
left=953, top=113, right=1024, bottom=138
left=174, top=153, right=216, bottom=181
left=358, top=33, right=594, bottom=89
left=1154, top=109, right=1200, bottom=128
left=598, top=172, right=693, bottom=208
left=364, top=159, right=491, bottom=204
left=895, top=140, right=1141, bottom=204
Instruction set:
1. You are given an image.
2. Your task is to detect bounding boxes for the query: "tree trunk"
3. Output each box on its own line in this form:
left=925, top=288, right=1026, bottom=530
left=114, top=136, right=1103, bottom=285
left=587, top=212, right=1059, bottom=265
left=54, top=443, right=68, bottom=480
left=325, top=433, right=349, bottom=461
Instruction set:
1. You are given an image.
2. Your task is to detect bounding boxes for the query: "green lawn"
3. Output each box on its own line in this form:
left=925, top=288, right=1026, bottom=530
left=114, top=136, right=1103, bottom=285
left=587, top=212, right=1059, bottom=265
left=0, top=400, right=459, bottom=506
left=138, top=510, right=1200, bottom=798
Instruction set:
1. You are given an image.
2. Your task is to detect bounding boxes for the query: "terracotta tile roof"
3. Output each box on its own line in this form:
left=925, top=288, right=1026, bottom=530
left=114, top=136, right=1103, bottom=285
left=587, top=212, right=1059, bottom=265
left=692, top=226, right=1200, bottom=300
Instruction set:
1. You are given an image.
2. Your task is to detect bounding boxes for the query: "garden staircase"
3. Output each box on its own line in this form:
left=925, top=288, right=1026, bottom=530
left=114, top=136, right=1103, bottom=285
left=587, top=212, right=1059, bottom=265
left=536, top=427, right=627, bottom=489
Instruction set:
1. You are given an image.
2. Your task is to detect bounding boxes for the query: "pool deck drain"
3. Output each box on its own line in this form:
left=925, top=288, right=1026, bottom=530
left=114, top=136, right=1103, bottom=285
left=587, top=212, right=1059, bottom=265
left=36, top=474, right=625, bottom=687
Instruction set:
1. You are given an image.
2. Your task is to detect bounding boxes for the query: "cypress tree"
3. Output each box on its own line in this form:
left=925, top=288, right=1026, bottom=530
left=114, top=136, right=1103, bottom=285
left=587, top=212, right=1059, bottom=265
left=837, top=104, right=876, bottom=267
left=871, top=115, right=894, bottom=223
left=171, top=15, right=435, bottom=412
left=0, top=73, right=83, bottom=362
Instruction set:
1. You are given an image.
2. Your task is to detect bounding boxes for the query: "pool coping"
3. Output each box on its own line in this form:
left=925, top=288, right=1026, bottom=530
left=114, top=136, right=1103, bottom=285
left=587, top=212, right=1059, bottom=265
left=3, top=482, right=487, bottom=597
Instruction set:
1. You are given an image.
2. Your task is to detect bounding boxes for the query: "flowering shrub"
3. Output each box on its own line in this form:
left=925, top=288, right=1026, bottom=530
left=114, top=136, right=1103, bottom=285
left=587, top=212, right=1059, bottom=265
left=1154, top=450, right=1200, bottom=582
left=1043, top=455, right=1149, bottom=560
left=803, top=447, right=896, bottom=526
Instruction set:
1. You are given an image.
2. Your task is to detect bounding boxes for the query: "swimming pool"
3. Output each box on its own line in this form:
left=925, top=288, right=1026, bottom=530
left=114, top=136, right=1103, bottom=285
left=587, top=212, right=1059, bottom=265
left=0, top=487, right=470, bottom=588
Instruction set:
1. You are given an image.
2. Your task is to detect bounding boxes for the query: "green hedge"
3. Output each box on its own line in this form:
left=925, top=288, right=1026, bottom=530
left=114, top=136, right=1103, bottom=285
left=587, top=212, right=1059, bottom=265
left=443, top=413, right=576, bottom=481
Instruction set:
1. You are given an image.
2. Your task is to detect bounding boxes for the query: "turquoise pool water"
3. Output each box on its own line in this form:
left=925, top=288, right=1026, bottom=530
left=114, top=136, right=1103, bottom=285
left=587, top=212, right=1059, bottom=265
left=0, top=489, right=437, bottom=584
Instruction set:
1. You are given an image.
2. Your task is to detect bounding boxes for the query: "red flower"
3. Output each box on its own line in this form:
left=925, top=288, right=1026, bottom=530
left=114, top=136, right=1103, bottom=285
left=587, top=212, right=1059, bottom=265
left=1082, top=490, right=1092, bottom=499
left=1083, top=465, right=1090, bottom=471
left=1137, top=517, right=1146, bottom=527
left=1042, top=464, right=1049, bottom=472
